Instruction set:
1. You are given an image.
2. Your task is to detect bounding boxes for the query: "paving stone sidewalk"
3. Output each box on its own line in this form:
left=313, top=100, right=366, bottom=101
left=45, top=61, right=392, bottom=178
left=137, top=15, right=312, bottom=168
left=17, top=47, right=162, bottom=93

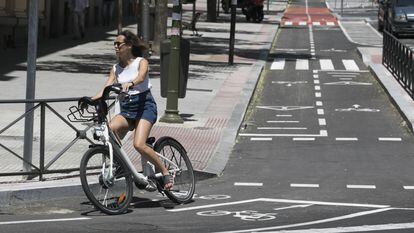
left=0, top=0, right=286, bottom=197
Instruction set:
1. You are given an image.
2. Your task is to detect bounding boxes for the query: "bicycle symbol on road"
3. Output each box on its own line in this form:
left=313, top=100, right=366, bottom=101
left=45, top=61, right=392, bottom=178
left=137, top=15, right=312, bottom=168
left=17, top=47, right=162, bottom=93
left=335, top=104, right=380, bottom=112
left=197, top=210, right=277, bottom=221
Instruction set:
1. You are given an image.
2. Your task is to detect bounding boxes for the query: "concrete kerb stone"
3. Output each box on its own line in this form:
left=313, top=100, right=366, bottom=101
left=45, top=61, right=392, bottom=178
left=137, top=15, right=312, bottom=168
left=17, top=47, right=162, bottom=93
left=357, top=47, right=414, bottom=133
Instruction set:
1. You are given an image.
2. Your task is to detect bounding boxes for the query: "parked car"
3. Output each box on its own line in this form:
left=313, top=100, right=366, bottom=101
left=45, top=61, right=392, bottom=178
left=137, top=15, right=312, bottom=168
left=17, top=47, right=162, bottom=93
left=378, top=0, right=414, bottom=37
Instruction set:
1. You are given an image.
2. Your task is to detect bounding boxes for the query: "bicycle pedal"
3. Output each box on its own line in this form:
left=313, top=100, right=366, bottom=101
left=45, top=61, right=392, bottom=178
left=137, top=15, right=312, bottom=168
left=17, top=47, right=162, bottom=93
left=144, top=180, right=157, bottom=192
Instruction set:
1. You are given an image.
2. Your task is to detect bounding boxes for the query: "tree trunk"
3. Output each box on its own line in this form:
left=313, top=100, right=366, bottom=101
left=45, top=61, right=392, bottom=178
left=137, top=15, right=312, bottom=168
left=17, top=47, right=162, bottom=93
left=153, top=0, right=168, bottom=55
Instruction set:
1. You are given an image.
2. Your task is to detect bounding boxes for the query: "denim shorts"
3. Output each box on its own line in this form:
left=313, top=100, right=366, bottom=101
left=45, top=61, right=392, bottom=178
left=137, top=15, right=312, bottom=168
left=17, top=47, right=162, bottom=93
left=119, top=90, right=158, bottom=127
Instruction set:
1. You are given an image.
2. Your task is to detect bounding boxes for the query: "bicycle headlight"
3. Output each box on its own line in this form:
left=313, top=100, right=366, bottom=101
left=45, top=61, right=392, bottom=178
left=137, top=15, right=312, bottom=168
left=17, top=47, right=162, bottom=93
left=395, top=12, right=407, bottom=22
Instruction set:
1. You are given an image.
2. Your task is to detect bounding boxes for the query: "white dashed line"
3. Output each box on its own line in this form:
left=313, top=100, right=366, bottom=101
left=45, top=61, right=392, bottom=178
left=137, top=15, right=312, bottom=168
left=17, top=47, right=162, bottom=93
left=347, top=185, right=376, bottom=189
left=318, top=118, right=326, bottom=126
left=291, top=183, right=319, bottom=188
left=317, top=109, right=324, bottom=115
left=403, top=186, right=414, bottom=190
left=336, top=137, right=358, bottom=141
left=316, top=101, right=323, bottom=106
left=234, top=182, right=263, bottom=187
left=267, top=120, right=299, bottom=123
left=315, top=92, right=321, bottom=97
left=250, top=137, right=272, bottom=141
left=293, top=137, right=315, bottom=141
left=258, top=127, right=307, bottom=130
left=378, top=137, right=402, bottom=141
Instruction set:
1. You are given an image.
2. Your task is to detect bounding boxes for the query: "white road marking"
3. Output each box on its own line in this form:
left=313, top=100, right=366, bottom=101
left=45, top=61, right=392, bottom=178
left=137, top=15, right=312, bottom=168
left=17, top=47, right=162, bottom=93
left=314, top=79, right=320, bottom=84
left=296, top=59, right=309, bottom=70
left=267, top=120, right=299, bottom=123
left=347, top=185, right=376, bottom=189
left=234, top=182, right=263, bottom=187
left=320, top=59, right=335, bottom=70
left=284, top=21, right=293, bottom=26
left=336, top=137, right=358, bottom=141
left=313, top=70, right=318, bottom=73
left=293, top=138, right=315, bottom=141
left=290, top=183, right=319, bottom=188
left=169, top=197, right=390, bottom=213
left=313, top=22, right=321, bottom=26
left=271, top=59, right=285, bottom=70
left=299, top=21, right=307, bottom=26
left=327, top=21, right=336, bottom=26
left=324, top=81, right=372, bottom=86
left=404, top=186, right=414, bottom=190
left=379, top=137, right=402, bottom=141
left=317, top=109, right=324, bottom=115
left=342, top=60, right=360, bottom=71
left=332, top=74, right=358, bottom=78
left=316, top=101, right=323, bottom=106
left=263, top=223, right=414, bottom=233
left=314, top=85, right=320, bottom=90
left=214, top=208, right=393, bottom=233
left=250, top=137, right=272, bottom=141
left=240, top=130, right=327, bottom=137
left=257, top=106, right=314, bottom=111
left=315, top=92, right=321, bottom=97
left=339, top=78, right=354, bottom=80
left=258, top=127, right=307, bottom=130
left=273, top=204, right=312, bottom=211
left=0, top=217, right=91, bottom=225
left=313, top=74, right=319, bottom=78
left=318, top=118, right=326, bottom=126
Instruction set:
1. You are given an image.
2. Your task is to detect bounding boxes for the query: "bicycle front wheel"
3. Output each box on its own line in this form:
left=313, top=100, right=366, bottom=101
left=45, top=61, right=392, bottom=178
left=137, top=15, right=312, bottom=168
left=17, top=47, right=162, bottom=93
left=154, top=137, right=195, bottom=204
left=80, top=146, right=133, bottom=215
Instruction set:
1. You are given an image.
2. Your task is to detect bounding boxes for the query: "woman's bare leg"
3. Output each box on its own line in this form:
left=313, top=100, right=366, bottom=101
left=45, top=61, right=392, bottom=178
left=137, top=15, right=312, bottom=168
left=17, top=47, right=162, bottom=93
left=133, top=119, right=172, bottom=189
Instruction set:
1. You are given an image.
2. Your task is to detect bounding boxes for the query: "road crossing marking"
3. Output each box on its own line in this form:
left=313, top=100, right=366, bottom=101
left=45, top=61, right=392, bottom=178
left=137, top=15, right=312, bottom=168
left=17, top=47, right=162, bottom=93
left=269, top=59, right=363, bottom=71
left=318, top=118, right=326, bottom=126
left=319, top=59, right=335, bottom=70
left=342, top=59, right=360, bottom=71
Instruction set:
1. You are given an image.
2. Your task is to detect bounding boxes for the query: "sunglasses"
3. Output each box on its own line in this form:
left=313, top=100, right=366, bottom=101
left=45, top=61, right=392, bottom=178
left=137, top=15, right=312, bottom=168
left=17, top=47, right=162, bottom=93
left=113, top=41, right=126, bottom=48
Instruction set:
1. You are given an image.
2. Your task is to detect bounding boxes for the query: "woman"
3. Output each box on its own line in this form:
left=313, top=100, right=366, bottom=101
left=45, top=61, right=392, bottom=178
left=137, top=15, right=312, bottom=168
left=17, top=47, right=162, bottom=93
left=91, top=30, right=173, bottom=190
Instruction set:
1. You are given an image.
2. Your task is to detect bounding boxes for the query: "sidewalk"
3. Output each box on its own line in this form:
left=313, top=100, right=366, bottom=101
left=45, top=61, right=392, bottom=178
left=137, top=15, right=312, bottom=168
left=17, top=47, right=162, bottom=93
left=0, top=0, right=287, bottom=205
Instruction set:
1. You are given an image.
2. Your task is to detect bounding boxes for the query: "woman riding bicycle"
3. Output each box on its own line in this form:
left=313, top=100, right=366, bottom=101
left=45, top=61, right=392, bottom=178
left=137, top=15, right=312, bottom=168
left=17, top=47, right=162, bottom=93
left=88, top=30, right=173, bottom=190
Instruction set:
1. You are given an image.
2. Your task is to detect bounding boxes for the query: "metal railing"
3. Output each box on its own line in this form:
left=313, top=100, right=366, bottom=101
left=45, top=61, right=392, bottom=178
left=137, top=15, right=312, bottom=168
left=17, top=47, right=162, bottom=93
left=0, top=98, right=114, bottom=181
left=382, top=30, right=414, bottom=99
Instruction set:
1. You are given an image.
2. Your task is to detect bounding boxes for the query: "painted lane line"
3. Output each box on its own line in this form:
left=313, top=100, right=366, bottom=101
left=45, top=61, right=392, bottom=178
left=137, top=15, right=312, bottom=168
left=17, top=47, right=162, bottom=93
left=234, top=182, right=263, bottom=187
left=313, top=74, right=319, bottom=78
left=258, top=127, right=307, bottom=130
left=293, top=138, right=315, bottom=141
left=240, top=130, right=327, bottom=137
left=0, top=217, right=91, bottom=225
left=318, top=118, right=326, bottom=126
left=332, top=74, right=358, bottom=78
left=404, top=186, right=414, bottom=190
left=336, top=137, right=358, bottom=141
left=320, top=59, right=335, bottom=70
left=213, top=208, right=393, bottom=233
left=290, top=183, right=319, bottom=188
left=313, top=70, right=318, bottom=74
left=273, top=204, right=312, bottom=211
left=315, top=92, right=321, bottom=98
left=314, top=80, right=320, bottom=84
left=296, top=59, right=309, bottom=70
left=317, top=109, right=324, bottom=115
left=314, top=85, right=320, bottom=91
left=339, top=78, right=354, bottom=80
left=267, top=120, right=299, bottom=123
left=347, top=185, right=376, bottom=189
left=321, top=69, right=369, bottom=73
left=262, top=223, right=414, bottom=233
left=276, top=114, right=293, bottom=117
left=316, top=101, right=323, bottom=106
left=270, top=59, right=285, bottom=70
left=250, top=137, right=272, bottom=141
left=378, top=137, right=402, bottom=141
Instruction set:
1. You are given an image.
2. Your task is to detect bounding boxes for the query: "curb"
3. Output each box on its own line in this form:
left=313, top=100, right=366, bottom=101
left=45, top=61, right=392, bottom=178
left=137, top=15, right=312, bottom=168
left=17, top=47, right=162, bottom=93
left=356, top=48, right=414, bottom=133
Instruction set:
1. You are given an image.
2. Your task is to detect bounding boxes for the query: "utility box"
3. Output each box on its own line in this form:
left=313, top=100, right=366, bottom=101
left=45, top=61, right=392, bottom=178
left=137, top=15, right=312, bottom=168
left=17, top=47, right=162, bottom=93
left=160, top=38, right=190, bottom=98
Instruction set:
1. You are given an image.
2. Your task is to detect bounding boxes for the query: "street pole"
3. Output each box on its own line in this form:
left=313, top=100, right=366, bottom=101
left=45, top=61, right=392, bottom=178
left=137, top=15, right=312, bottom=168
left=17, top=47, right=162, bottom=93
left=340, top=0, right=344, bottom=16
left=23, top=0, right=39, bottom=176
left=142, top=0, right=150, bottom=43
left=118, top=0, right=123, bottom=34
left=228, top=0, right=236, bottom=65
left=159, top=0, right=184, bottom=123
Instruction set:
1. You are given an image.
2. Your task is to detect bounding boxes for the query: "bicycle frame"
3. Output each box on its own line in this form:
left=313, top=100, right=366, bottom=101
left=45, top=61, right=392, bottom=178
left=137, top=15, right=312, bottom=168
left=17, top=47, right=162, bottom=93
left=93, top=121, right=181, bottom=186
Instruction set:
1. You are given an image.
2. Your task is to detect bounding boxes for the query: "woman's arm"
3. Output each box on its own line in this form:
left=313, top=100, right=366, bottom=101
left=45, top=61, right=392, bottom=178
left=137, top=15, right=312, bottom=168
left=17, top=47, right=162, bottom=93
left=92, top=66, right=116, bottom=100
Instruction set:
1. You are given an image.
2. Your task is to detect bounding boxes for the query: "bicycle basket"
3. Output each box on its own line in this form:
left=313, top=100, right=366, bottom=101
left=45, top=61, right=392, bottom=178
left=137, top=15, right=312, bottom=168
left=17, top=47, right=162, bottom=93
left=67, top=105, right=97, bottom=122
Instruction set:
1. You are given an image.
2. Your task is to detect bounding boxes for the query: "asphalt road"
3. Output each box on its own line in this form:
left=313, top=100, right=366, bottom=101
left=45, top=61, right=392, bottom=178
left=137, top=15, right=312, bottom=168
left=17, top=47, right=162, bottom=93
left=3, top=0, right=414, bottom=232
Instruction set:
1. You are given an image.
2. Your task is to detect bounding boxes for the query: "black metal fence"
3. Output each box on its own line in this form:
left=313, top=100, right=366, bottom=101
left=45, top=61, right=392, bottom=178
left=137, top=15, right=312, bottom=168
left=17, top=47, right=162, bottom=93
left=0, top=98, right=113, bottom=181
left=382, top=30, right=414, bottom=99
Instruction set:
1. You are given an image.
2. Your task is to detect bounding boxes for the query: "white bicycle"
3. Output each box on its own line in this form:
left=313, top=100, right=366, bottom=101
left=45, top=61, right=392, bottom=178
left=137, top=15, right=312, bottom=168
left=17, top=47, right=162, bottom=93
left=68, top=84, right=195, bottom=215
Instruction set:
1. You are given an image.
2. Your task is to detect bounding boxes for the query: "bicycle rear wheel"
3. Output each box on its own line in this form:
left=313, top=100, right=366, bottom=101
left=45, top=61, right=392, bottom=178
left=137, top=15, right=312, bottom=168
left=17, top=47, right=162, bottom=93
left=80, top=146, right=133, bottom=215
left=154, top=137, right=195, bottom=203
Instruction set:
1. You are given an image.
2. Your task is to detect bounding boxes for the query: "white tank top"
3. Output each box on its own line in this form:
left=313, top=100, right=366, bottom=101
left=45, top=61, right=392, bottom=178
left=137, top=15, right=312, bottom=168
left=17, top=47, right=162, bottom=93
left=113, top=57, right=152, bottom=95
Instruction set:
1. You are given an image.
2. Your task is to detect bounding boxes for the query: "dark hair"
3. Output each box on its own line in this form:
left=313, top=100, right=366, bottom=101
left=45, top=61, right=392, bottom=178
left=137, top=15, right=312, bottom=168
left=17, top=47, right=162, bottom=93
left=118, top=30, right=148, bottom=57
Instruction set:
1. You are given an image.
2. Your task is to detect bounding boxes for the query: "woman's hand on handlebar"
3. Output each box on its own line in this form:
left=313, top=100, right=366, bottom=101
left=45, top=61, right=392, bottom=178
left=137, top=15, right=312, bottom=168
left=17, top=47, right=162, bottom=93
left=121, top=82, right=134, bottom=92
left=78, top=96, right=94, bottom=113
